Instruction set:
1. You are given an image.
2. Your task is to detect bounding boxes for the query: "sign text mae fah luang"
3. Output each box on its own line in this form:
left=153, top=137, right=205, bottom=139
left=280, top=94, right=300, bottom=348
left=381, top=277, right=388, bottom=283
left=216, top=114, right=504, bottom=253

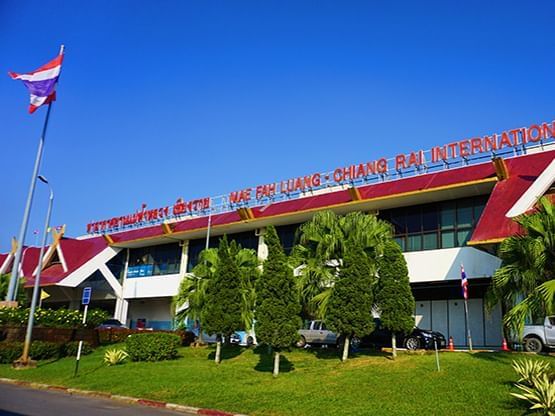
left=87, top=119, right=555, bottom=234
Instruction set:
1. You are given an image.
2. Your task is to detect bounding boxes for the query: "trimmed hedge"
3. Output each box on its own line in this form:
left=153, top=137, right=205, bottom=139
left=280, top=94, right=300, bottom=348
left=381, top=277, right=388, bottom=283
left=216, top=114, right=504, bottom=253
left=0, top=340, right=94, bottom=363
left=0, top=307, right=109, bottom=328
left=0, top=341, right=63, bottom=363
left=125, top=333, right=180, bottom=362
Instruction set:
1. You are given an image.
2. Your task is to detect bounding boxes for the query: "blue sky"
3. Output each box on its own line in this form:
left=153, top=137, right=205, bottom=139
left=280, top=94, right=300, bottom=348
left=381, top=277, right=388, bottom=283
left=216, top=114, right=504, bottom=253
left=1, top=1, right=555, bottom=251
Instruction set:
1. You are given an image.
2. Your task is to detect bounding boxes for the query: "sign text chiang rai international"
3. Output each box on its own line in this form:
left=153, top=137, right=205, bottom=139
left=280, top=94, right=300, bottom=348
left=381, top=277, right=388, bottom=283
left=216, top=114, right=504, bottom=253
left=87, top=119, right=555, bottom=234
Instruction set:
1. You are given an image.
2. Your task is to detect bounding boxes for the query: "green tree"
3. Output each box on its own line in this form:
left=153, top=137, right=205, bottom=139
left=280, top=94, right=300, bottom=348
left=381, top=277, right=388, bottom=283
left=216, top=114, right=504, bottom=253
left=0, top=274, right=27, bottom=305
left=173, top=244, right=259, bottom=343
left=487, top=197, right=555, bottom=336
left=172, top=248, right=217, bottom=342
left=326, top=242, right=376, bottom=361
left=201, top=237, right=244, bottom=363
left=255, top=226, right=301, bottom=377
left=375, top=240, right=415, bottom=359
left=292, top=210, right=392, bottom=318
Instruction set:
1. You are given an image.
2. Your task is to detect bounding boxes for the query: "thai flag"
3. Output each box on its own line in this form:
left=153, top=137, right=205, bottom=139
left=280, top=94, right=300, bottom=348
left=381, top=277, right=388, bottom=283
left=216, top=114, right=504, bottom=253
left=461, top=264, right=469, bottom=300
left=9, top=52, right=64, bottom=114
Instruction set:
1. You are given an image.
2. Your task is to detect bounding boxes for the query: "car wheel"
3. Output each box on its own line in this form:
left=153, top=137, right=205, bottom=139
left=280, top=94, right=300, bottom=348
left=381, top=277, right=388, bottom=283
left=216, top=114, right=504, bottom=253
left=246, top=336, right=254, bottom=347
left=405, top=336, right=420, bottom=350
left=296, top=336, right=307, bottom=348
left=524, top=337, right=543, bottom=353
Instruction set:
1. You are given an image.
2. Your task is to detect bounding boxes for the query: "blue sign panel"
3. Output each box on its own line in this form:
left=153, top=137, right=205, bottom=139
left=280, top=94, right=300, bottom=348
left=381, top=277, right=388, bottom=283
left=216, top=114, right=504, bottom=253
left=127, top=265, right=154, bottom=278
left=82, top=287, right=92, bottom=305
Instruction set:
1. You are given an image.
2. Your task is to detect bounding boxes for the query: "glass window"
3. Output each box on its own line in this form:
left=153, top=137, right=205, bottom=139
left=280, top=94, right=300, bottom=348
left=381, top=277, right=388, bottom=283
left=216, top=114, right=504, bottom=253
left=406, top=211, right=421, bottom=234
left=423, top=233, right=438, bottom=250
left=407, top=234, right=422, bottom=252
left=388, top=210, right=406, bottom=234
left=422, top=206, right=438, bottom=231
left=441, top=231, right=455, bottom=248
left=394, top=236, right=405, bottom=251
left=107, top=249, right=127, bottom=284
left=128, top=243, right=181, bottom=278
left=441, top=202, right=456, bottom=230
left=457, top=200, right=473, bottom=228
left=276, top=223, right=302, bottom=254
left=457, top=229, right=471, bottom=246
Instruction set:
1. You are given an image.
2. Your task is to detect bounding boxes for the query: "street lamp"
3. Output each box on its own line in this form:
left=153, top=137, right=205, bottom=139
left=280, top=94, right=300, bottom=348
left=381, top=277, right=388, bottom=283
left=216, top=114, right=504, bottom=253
left=14, top=175, right=54, bottom=368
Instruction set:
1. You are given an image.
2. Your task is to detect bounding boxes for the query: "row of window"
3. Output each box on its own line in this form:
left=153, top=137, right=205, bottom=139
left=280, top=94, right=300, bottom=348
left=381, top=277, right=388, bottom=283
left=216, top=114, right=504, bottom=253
left=119, top=196, right=488, bottom=278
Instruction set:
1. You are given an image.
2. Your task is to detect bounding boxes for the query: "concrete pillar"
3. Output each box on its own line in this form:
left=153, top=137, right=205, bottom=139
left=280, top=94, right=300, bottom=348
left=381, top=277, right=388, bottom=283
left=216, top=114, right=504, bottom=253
left=257, top=228, right=268, bottom=261
left=114, top=297, right=129, bottom=324
left=180, top=240, right=189, bottom=275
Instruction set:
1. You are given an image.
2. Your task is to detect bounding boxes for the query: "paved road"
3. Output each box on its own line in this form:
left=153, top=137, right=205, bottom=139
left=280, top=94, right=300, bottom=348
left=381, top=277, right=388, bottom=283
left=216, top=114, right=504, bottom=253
left=0, top=383, right=195, bottom=416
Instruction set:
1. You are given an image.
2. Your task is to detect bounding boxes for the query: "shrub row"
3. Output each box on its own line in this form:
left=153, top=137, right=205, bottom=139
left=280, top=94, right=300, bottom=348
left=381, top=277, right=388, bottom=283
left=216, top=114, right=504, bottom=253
left=125, top=333, right=180, bottom=361
left=0, top=340, right=93, bottom=363
left=0, top=307, right=108, bottom=329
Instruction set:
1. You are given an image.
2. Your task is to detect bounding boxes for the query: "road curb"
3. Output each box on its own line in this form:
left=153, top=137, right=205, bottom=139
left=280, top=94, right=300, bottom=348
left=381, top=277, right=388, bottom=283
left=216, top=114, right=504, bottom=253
left=0, top=377, right=248, bottom=415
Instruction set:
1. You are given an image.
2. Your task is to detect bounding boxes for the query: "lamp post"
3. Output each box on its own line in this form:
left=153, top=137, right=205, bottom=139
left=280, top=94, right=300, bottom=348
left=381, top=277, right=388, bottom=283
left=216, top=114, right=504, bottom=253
left=14, top=175, right=53, bottom=368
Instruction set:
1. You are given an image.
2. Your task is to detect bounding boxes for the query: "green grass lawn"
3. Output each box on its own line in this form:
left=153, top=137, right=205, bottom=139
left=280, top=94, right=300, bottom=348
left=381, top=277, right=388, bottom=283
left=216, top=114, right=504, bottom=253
left=0, top=345, right=551, bottom=416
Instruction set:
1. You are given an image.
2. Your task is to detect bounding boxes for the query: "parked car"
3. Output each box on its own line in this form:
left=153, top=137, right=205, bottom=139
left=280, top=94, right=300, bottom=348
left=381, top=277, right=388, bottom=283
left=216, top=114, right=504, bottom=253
left=520, top=316, right=555, bottom=353
left=230, top=330, right=257, bottom=347
left=361, top=322, right=446, bottom=350
left=297, top=320, right=360, bottom=349
left=297, top=319, right=446, bottom=351
left=96, top=319, right=128, bottom=330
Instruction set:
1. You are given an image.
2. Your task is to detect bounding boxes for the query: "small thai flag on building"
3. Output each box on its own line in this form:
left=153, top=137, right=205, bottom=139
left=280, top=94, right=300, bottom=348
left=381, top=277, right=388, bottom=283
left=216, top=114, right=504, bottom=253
left=461, top=264, right=469, bottom=300
left=9, top=50, right=64, bottom=114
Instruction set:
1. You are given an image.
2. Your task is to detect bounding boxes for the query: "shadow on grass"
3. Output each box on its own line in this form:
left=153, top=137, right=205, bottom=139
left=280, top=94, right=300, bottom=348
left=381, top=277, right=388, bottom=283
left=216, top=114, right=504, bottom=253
left=206, top=344, right=244, bottom=362
left=252, top=347, right=294, bottom=374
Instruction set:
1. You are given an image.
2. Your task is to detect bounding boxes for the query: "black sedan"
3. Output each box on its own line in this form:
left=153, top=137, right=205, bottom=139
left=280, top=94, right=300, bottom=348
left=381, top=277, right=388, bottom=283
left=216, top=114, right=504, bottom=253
left=361, top=323, right=446, bottom=350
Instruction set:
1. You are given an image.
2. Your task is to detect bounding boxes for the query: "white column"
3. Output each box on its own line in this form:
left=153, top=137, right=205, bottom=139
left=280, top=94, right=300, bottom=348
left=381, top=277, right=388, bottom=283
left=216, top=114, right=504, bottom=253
left=257, top=228, right=268, bottom=261
left=114, top=297, right=129, bottom=324
left=180, top=240, right=189, bottom=275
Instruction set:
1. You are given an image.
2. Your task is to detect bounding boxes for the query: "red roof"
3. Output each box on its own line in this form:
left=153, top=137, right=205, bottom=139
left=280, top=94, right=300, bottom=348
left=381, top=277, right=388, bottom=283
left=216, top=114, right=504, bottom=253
left=469, top=150, right=555, bottom=244
left=22, top=236, right=107, bottom=287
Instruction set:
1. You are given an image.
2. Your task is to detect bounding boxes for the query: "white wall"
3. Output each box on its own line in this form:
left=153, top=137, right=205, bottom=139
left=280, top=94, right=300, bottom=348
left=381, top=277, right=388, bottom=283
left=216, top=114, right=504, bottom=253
left=127, top=298, right=172, bottom=326
left=123, top=274, right=183, bottom=299
left=404, top=247, right=501, bottom=283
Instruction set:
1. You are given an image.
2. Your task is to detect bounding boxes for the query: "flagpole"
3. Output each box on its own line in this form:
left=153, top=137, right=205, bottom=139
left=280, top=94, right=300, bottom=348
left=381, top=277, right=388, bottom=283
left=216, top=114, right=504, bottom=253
left=464, top=298, right=473, bottom=351
left=6, top=103, right=52, bottom=301
left=6, top=45, right=64, bottom=302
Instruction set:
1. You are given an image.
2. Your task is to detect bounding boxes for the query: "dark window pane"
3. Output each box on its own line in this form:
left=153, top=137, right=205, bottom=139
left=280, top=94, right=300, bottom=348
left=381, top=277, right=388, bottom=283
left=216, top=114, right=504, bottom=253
left=422, top=206, right=438, bottom=231
left=406, top=211, right=421, bottom=233
left=128, top=243, right=181, bottom=277
left=423, top=233, right=438, bottom=250
left=473, top=200, right=486, bottom=224
left=276, top=223, right=302, bottom=255
left=441, top=231, right=455, bottom=248
left=388, top=210, right=406, bottom=234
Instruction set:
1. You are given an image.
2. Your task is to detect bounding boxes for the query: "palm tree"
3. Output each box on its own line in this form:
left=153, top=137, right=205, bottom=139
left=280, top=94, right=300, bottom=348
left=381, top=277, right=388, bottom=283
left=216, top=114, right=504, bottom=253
left=173, top=241, right=260, bottom=340
left=292, top=210, right=392, bottom=318
left=487, top=196, right=555, bottom=336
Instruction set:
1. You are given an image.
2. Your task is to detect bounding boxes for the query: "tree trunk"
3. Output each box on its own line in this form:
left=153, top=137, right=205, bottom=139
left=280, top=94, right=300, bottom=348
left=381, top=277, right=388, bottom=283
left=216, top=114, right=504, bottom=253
left=215, top=339, right=222, bottom=364
left=342, top=335, right=350, bottom=362
left=391, top=333, right=397, bottom=360
left=273, top=351, right=280, bottom=377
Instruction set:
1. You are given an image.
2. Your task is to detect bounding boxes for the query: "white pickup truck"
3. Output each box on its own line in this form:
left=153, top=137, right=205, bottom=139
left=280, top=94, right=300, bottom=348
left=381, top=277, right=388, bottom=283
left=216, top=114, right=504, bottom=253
left=521, top=316, right=555, bottom=352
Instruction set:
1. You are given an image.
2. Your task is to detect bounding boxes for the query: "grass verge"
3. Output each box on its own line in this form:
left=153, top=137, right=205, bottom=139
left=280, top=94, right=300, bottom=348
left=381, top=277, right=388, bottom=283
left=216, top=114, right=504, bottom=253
left=0, top=345, right=550, bottom=416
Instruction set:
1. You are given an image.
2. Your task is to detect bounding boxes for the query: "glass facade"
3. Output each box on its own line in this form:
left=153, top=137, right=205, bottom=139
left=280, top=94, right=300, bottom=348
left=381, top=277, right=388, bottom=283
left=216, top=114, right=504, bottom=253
left=127, top=243, right=181, bottom=278
left=186, top=231, right=258, bottom=272
left=379, top=196, right=487, bottom=252
left=107, top=249, right=127, bottom=283
left=275, top=223, right=302, bottom=254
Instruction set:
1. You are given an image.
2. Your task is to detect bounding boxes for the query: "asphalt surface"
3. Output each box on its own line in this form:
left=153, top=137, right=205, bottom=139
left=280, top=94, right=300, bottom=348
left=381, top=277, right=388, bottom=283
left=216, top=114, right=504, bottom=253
left=0, top=383, right=195, bottom=416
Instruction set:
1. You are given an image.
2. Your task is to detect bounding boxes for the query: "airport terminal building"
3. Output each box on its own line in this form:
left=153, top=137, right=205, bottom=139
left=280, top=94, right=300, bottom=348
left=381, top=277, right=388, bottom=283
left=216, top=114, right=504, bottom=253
left=2, top=120, right=555, bottom=347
